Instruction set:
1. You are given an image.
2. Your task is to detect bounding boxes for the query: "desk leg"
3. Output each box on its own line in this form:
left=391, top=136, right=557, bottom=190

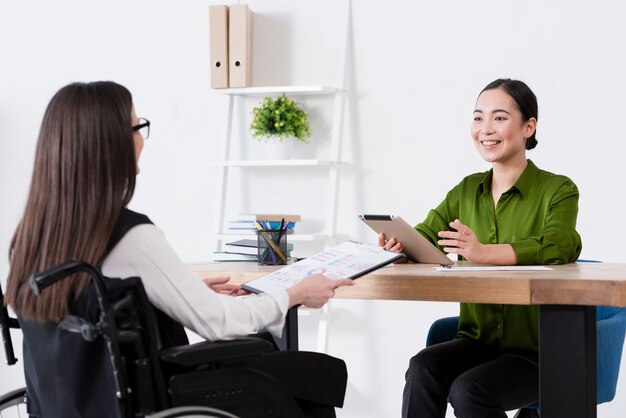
left=539, top=305, right=596, bottom=418
left=274, top=307, right=299, bottom=351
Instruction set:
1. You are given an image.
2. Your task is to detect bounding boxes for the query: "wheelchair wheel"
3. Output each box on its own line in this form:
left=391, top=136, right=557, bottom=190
left=0, top=387, right=27, bottom=417
left=147, top=405, right=239, bottom=418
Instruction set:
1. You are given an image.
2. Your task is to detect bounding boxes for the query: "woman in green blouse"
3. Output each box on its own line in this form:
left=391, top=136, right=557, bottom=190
left=379, top=79, right=582, bottom=418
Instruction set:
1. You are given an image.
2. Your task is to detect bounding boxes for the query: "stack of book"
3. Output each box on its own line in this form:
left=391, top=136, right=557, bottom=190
left=212, top=239, right=294, bottom=262
left=226, top=213, right=300, bottom=235
left=210, top=252, right=258, bottom=262
left=213, top=214, right=300, bottom=262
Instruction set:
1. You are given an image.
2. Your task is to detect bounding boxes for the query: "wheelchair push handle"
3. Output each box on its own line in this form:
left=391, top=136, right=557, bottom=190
left=29, top=259, right=89, bottom=295
left=29, top=258, right=108, bottom=297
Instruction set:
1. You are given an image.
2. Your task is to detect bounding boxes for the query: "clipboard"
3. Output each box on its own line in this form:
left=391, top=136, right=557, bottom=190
left=242, top=240, right=404, bottom=294
left=359, top=214, right=453, bottom=265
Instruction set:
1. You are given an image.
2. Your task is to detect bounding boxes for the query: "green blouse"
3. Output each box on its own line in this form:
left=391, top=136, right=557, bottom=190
left=416, top=160, right=582, bottom=364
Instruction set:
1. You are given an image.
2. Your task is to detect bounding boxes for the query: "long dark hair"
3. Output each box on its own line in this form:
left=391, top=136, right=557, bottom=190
left=481, top=78, right=539, bottom=150
left=5, top=81, right=136, bottom=321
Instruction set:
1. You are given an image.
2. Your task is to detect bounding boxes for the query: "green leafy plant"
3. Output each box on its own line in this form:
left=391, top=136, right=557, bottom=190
left=250, top=94, right=312, bottom=143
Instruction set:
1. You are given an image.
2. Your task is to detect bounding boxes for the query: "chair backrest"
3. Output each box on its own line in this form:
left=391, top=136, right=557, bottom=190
left=425, top=316, right=460, bottom=347
left=596, top=306, right=626, bottom=403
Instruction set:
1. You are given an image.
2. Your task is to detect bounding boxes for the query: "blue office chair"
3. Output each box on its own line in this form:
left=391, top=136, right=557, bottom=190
left=426, top=307, right=626, bottom=417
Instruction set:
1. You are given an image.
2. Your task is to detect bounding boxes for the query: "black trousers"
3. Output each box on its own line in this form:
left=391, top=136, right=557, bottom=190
left=225, top=350, right=347, bottom=418
left=402, top=338, right=538, bottom=418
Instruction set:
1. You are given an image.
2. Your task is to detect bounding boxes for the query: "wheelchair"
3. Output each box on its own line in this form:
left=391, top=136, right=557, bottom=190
left=0, top=260, right=306, bottom=418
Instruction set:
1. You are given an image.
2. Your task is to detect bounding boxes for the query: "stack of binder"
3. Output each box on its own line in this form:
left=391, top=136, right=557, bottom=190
left=209, top=4, right=253, bottom=88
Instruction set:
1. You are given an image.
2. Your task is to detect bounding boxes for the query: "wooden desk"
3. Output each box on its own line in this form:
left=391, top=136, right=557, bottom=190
left=191, top=262, right=626, bottom=418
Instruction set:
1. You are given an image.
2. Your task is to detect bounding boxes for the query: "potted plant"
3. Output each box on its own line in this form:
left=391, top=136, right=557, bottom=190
left=250, top=94, right=312, bottom=158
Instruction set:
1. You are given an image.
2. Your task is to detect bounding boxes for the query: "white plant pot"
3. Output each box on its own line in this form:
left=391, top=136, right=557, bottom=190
left=264, top=137, right=294, bottom=160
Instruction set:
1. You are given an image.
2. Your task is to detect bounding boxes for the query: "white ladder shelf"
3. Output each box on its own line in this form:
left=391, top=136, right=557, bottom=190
left=212, top=85, right=346, bottom=252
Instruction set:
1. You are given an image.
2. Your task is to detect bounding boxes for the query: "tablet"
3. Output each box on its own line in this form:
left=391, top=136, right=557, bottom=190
left=358, top=214, right=453, bottom=265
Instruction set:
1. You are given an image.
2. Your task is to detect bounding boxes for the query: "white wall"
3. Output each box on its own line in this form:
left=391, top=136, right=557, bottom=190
left=1, top=1, right=625, bottom=417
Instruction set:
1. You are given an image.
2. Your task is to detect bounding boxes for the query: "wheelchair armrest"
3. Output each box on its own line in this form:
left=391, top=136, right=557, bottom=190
left=159, top=337, right=274, bottom=367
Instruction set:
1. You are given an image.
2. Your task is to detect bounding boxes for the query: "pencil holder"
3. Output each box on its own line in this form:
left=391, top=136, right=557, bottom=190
left=256, top=229, right=288, bottom=265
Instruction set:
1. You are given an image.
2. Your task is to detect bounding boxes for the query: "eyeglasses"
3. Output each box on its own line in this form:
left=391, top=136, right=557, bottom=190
left=132, top=118, right=151, bottom=139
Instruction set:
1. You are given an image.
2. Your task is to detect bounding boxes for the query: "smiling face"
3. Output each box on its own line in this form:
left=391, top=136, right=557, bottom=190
left=471, top=88, right=536, bottom=165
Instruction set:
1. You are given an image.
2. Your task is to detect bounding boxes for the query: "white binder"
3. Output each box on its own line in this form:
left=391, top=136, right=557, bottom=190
left=228, top=4, right=253, bottom=88
left=209, top=5, right=229, bottom=88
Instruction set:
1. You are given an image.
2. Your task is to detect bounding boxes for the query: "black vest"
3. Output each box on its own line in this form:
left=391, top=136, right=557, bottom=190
left=20, top=209, right=188, bottom=418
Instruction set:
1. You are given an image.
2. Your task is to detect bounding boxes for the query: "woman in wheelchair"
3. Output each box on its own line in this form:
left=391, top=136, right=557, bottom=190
left=4, top=81, right=352, bottom=418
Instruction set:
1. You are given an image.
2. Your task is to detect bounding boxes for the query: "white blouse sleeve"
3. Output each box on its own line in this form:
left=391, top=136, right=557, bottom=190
left=101, top=224, right=289, bottom=341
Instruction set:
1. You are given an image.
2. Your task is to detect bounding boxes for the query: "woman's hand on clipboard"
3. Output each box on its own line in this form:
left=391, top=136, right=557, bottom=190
left=287, top=274, right=354, bottom=309
left=378, top=233, right=408, bottom=263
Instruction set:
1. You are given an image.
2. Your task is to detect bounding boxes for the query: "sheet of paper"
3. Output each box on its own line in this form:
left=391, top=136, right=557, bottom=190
left=242, top=241, right=402, bottom=294
left=434, top=265, right=553, bottom=272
